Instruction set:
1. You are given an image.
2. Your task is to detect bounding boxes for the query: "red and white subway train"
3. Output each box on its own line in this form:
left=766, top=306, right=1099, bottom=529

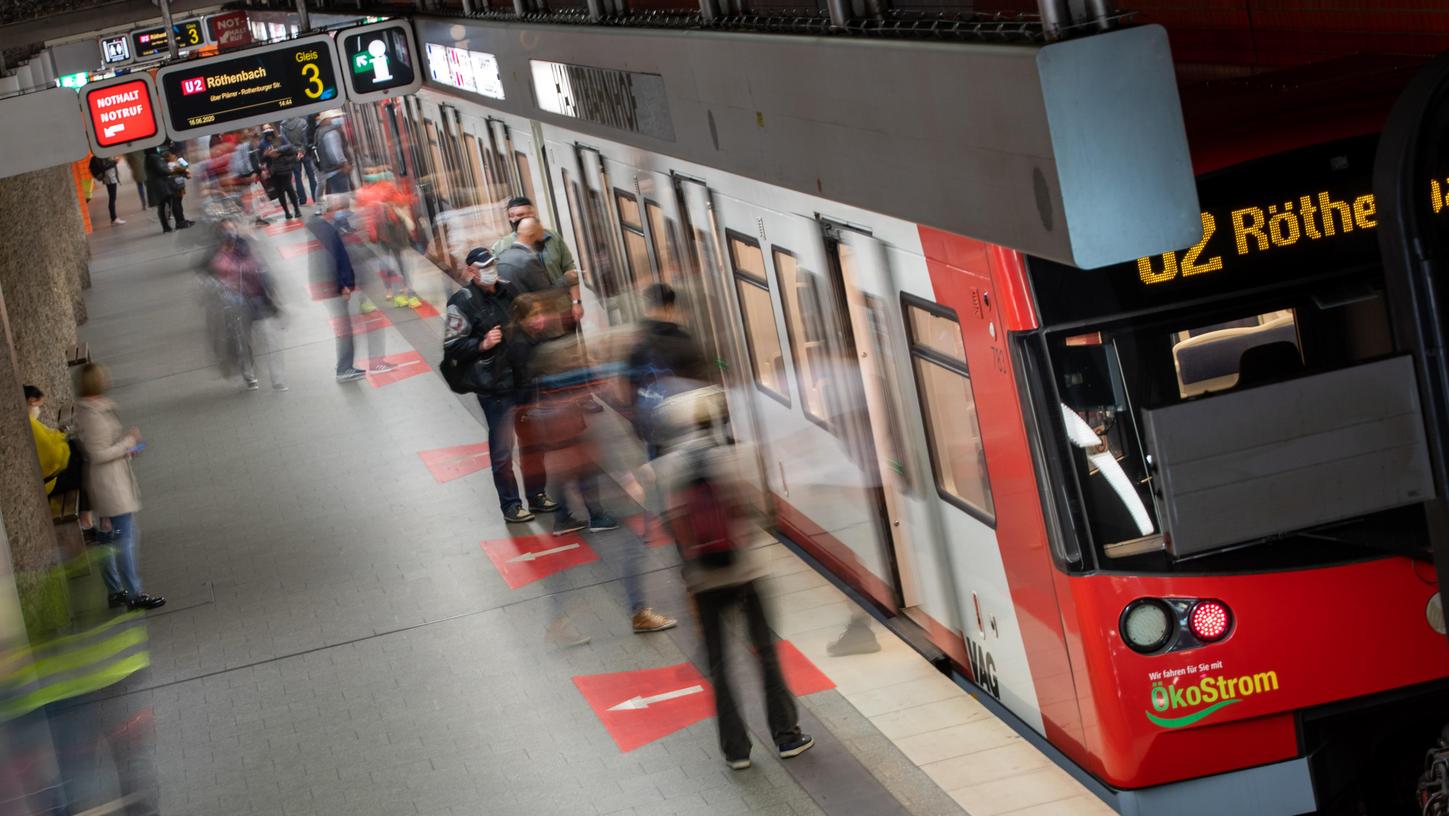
left=293, top=11, right=1449, bottom=812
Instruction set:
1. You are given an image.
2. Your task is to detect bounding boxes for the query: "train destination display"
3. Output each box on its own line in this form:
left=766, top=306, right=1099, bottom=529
left=338, top=20, right=423, bottom=102
left=131, top=19, right=206, bottom=59
left=156, top=35, right=345, bottom=139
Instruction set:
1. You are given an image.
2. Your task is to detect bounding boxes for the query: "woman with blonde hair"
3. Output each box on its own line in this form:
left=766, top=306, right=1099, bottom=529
left=74, top=363, right=165, bottom=610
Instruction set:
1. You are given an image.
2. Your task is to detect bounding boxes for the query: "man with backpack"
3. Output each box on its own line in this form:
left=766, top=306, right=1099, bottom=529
left=443, top=247, right=557, bottom=524
left=281, top=115, right=317, bottom=206
left=654, top=386, right=815, bottom=770
left=314, top=109, right=355, bottom=200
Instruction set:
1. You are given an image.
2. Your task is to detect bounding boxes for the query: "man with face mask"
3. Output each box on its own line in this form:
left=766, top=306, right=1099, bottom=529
left=490, top=196, right=580, bottom=288
left=496, top=217, right=565, bottom=295
left=444, top=247, right=558, bottom=524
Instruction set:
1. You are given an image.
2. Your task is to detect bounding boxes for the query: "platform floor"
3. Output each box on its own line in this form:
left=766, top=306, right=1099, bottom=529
left=73, top=188, right=1114, bottom=816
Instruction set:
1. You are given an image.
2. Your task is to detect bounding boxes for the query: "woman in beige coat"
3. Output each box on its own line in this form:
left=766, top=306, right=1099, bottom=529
left=75, top=363, right=165, bottom=610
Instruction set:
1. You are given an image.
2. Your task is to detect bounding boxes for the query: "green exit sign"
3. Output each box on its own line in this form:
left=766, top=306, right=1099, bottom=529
left=58, top=71, right=89, bottom=89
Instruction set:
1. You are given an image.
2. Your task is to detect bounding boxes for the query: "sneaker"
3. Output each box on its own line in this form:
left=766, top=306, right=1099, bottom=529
left=244, top=378, right=260, bottom=391
left=336, top=368, right=366, bottom=383
left=391, top=293, right=409, bottom=307
left=503, top=505, right=535, bottom=524
left=359, top=299, right=377, bottom=315
left=726, top=758, right=752, bottom=771
left=778, top=735, right=815, bottom=759
left=529, top=493, right=559, bottom=513
left=546, top=618, right=591, bottom=647
left=827, top=616, right=882, bottom=657
left=632, top=608, right=678, bottom=634
left=273, top=383, right=289, bottom=392
left=369, top=361, right=398, bottom=373
left=407, top=295, right=423, bottom=309
left=553, top=513, right=587, bottom=536
left=108, top=592, right=129, bottom=609
left=127, top=594, right=166, bottom=611
left=112, top=218, right=126, bottom=225
left=588, top=512, right=619, bottom=533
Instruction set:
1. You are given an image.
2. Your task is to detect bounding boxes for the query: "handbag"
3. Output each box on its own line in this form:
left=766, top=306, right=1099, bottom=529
left=515, top=393, right=587, bottom=452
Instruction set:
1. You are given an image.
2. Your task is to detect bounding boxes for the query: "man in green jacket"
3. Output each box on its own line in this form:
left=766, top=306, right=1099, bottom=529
left=490, top=196, right=579, bottom=288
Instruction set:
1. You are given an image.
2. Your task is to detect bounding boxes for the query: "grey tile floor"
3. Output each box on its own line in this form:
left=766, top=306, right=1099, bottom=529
left=75, top=199, right=966, bottom=816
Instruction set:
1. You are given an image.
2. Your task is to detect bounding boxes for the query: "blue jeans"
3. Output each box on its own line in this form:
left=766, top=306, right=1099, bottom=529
left=100, top=513, right=142, bottom=597
left=478, top=394, right=546, bottom=513
left=293, top=155, right=318, bottom=204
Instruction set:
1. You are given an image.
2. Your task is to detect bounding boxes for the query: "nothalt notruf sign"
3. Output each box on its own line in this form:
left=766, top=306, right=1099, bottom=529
left=154, top=34, right=347, bottom=141
left=81, top=74, right=167, bottom=159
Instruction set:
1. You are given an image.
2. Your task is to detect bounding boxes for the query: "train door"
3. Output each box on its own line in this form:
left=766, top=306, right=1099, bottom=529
left=821, top=223, right=954, bottom=622
left=674, top=177, right=769, bottom=509
left=575, top=146, right=636, bottom=326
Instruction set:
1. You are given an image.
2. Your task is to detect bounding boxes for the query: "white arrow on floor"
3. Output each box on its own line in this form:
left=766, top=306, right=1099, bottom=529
left=507, top=543, right=582, bottom=563
left=608, top=684, right=706, bottom=711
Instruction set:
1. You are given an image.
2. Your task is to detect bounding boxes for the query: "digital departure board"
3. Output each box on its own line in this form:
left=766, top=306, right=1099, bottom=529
left=132, top=19, right=206, bottom=60
left=1027, top=135, right=1432, bottom=328
left=337, top=20, right=422, bottom=102
left=155, top=35, right=346, bottom=140
left=81, top=74, right=167, bottom=158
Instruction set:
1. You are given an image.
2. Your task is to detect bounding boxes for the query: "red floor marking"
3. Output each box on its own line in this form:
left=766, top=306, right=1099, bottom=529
left=417, top=442, right=492, bottom=484
left=776, top=640, right=835, bottom=697
left=364, top=351, right=430, bottom=388
left=481, top=532, right=599, bottom=589
left=307, top=280, right=338, bottom=301
left=624, top=514, right=674, bottom=548
left=574, top=663, right=715, bottom=752
left=330, top=309, right=391, bottom=337
left=411, top=299, right=439, bottom=319
left=280, top=240, right=321, bottom=259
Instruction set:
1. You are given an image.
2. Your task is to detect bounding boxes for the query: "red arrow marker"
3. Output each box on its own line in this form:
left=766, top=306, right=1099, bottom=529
left=265, top=220, right=307, bottom=237
left=364, top=351, right=430, bottom=388
left=776, top=640, right=835, bottom=697
left=481, top=532, right=599, bottom=589
left=417, top=442, right=491, bottom=483
left=574, top=663, right=716, bottom=752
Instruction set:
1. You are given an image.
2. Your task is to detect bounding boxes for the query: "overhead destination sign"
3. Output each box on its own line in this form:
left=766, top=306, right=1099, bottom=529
left=338, top=20, right=422, bottom=102
left=132, top=19, right=207, bottom=60
left=155, top=35, right=346, bottom=140
left=81, top=74, right=166, bottom=158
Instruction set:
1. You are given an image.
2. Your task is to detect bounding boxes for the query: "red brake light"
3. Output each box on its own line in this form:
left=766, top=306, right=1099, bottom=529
left=1189, top=600, right=1232, bottom=642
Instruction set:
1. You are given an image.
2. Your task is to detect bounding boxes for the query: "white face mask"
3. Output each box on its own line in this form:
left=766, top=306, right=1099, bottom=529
left=28, top=405, right=40, bottom=419
left=476, top=266, right=499, bottom=286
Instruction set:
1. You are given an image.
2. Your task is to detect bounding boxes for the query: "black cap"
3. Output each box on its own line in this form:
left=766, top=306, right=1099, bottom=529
left=465, top=247, right=496, bottom=267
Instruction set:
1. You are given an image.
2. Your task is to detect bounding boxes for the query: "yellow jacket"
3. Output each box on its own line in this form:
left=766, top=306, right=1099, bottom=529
left=30, top=415, right=69, bottom=495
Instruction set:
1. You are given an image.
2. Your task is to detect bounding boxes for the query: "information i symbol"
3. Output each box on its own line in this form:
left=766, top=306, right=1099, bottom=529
left=368, top=40, right=393, bottom=83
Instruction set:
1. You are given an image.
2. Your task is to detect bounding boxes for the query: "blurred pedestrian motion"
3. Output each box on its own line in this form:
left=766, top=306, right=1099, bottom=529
left=310, top=196, right=385, bottom=382
left=205, top=218, right=287, bottom=391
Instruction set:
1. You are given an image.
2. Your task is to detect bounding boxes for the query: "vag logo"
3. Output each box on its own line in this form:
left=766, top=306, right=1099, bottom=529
left=965, top=639, right=999, bottom=699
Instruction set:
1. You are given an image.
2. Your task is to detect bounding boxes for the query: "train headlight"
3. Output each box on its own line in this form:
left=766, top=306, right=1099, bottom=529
left=1429, top=592, right=1445, bottom=636
left=1188, top=599, right=1233, bottom=642
left=1121, top=599, right=1174, bottom=653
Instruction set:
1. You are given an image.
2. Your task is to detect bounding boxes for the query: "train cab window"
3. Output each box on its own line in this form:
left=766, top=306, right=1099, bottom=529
left=646, top=201, right=682, bottom=284
left=729, top=234, right=789, bottom=403
left=515, top=151, right=537, bottom=202
left=615, top=190, right=653, bottom=284
left=904, top=301, right=993, bottom=520
left=1172, top=309, right=1300, bottom=397
left=774, top=248, right=831, bottom=426
left=561, top=171, right=597, bottom=293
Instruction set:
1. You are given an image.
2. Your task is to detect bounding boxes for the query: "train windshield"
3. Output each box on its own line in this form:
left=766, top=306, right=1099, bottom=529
left=1028, top=135, right=1434, bottom=572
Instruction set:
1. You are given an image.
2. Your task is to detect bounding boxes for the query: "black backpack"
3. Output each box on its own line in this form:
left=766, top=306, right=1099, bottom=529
left=88, top=155, right=106, bottom=180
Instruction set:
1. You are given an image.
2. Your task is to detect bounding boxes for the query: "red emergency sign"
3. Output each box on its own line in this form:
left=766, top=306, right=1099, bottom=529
left=207, top=11, right=252, bottom=50
left=85, top=79, right=158, bottom=148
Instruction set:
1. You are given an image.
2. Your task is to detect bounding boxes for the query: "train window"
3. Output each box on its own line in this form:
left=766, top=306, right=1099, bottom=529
left=903, top=300, right=993, bottom=522
left=773, top=248, right=831, bottom=427
left=646, top=201, right=682, bottom=284
left=515, top=151, right=537, bottom=202
left=561, top=171, right=597, bottom=293
left=729, top=233, right=789, bottom=404
left=615, top=189, right=653, bottom=284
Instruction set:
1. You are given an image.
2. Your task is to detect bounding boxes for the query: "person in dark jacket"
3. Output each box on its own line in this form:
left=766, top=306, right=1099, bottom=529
left=261, top=128, right=302, bottom=221
left=628, top=283, right=711, bottom=438
left=445, top=248, right=557, bottom=523
left=144, top=148, right=179, bottom=233
left=495, top=218, right=567, bottom=295
left=308, top=196, right=385, bottom=382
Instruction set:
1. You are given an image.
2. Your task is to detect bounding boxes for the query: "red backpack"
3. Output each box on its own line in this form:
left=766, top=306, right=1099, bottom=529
left=672, top=452, right=739, bottom=568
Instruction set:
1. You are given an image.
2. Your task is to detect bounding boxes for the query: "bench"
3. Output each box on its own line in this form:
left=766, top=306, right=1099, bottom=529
left=66, top=342, right=89, bottom=367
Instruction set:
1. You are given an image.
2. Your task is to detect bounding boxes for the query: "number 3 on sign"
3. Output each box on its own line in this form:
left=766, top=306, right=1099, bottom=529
left=302, top=63, right=324, bottom=99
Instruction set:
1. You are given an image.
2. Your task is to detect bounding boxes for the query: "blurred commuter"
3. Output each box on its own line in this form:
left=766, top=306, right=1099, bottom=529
left=315, top=109, right=355, bottom=197
left=75, top=363, right=165, bottom=611
left=655, top=388, right=813, bottom=768
left=491, top=196, right=580, bottom=287
left=144, top=148, right=180, bottom=233
left=282, top=115, right=318, bottom=206
left=443, top=248, right=555, bottom=523
left=310, top=195, right=384, bottom=382
left=123, top=150, right=148, bottom=208
left=163, top=146, right=192, bottom=229
left=89, top=154, right=125, bottom=226
left=228, top=130, right=268, bottom=225
left=359, top=172, right=419, bottom=308
left=510, top=288, right=616, bottom=537
left=208, top=218, right=287, bottom=391
left=628, top=283, right=710, bottom=456
left=261, top=127, right=302, bottom=221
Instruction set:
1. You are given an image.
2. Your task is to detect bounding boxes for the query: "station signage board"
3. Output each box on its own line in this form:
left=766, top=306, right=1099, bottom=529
left=81, top=74, right=166, bottom=158
left=100, top=34, right=132, bottom=66
left=337, top=20, right=422, bottom=102
left=132, top=18, right=207, bottom=60
left=206, top=11, right=252, bottom=51
left=155, top=35, right=346, bottom=140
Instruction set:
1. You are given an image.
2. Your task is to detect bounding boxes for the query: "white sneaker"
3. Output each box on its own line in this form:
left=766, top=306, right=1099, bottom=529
left=112, top=218, right=126, bottom=225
